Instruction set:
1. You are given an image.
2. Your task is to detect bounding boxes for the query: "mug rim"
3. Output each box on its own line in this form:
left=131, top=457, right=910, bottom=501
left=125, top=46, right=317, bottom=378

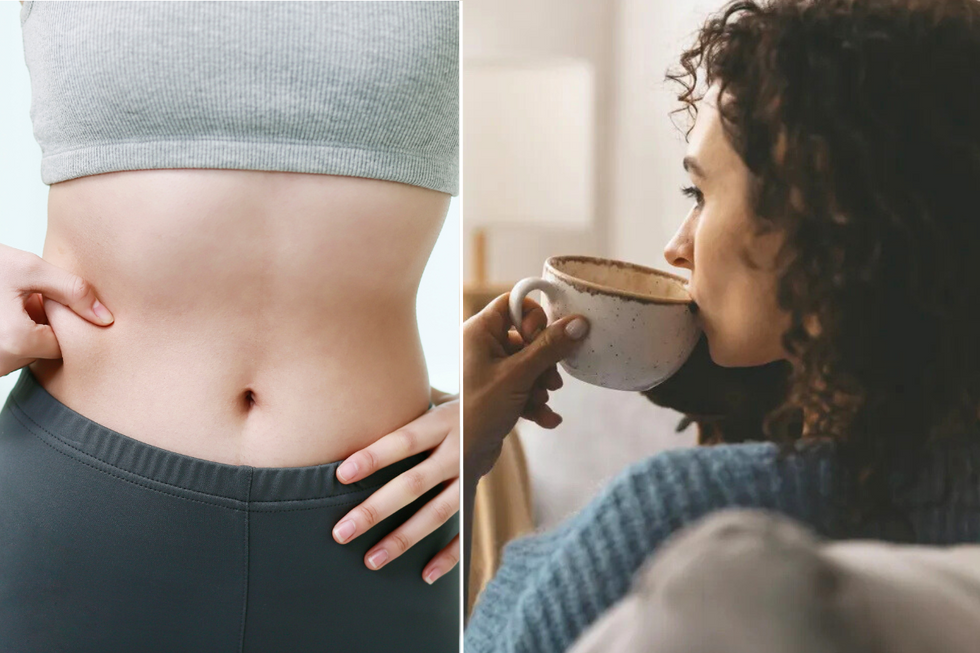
left=544, top=255, right=693, bottom=305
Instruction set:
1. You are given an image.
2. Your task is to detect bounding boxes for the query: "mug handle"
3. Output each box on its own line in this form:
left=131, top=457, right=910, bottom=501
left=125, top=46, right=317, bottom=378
left=509, top=277, right=559, bottom=336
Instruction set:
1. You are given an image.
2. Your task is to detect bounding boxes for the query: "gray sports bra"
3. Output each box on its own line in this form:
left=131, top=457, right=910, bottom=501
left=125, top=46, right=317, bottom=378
left=19, top=1, right=458, bottom=195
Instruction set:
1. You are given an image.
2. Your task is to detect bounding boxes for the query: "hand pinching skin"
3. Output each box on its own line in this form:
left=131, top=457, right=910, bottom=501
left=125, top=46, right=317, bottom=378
left=0, top=243, right=113, bottom=378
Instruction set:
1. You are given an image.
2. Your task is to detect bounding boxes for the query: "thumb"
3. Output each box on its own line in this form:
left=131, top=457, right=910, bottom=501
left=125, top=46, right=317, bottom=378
left=24, top=259, right=113, bottom=326
left=19, top=321, right=62, bottom=362
left=507, top=315, right=589, bottom=386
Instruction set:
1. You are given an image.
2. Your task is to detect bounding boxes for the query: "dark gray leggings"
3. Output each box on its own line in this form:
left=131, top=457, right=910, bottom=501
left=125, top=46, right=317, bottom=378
left=0, top=367, right=458, bottom=652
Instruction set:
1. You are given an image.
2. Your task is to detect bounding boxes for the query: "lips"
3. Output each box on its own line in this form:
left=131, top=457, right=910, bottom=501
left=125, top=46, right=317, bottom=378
left=686, top=287, right=700, bottom=314
left=685, top=282, right=702, bottom=321
left=687, top=294, right=704, bottom=329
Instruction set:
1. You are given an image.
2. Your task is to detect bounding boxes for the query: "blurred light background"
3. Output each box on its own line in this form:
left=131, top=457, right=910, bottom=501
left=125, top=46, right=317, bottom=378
left=463, top=0, right=728, bottom=529
left=0, top=1, right=459, bottom=404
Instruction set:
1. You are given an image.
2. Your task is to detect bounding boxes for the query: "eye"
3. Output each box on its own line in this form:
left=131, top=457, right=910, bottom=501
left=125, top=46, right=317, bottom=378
left=681, top=185, right=704, bottom=207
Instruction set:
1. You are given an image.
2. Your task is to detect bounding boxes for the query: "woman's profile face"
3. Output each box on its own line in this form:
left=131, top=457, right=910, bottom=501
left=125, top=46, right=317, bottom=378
left=663, top=85, right=792, bottom=367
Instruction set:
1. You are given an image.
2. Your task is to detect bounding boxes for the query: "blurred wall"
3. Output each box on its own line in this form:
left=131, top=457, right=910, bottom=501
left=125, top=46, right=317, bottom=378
left=0, top=2, right=47, bottom=403
left=463, top=0, right=729, bottom=528
left=612, top=0, right=726, bottom=275
left=462, top=0, right=617, bottom=283
left=464, top=0, right=728, bottom=283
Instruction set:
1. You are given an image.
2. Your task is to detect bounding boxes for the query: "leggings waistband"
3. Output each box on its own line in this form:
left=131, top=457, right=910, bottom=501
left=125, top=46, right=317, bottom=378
left=5, top=367, right=436, bottom=509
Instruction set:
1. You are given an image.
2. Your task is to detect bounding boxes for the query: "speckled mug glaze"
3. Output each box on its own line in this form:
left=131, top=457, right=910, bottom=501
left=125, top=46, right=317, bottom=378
left=509, top=255, right=702, bottom=391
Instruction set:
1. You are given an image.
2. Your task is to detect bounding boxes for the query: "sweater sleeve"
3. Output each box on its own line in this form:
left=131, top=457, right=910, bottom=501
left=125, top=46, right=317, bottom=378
left=463, top=442, right=843, bottom=653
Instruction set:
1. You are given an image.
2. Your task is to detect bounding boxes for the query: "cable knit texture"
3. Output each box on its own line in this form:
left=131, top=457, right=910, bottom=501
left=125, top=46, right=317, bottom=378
left=464, top=438, right=980, bottom=653
left=19, top=1, right=459, bottom=195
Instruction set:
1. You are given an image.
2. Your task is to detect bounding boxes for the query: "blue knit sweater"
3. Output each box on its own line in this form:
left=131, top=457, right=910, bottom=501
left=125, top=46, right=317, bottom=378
left=464, top=438, right=980, bottom=653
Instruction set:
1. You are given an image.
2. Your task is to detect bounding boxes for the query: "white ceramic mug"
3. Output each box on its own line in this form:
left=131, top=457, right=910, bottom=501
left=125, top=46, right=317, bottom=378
left=509, top=255, right=702, bottom=391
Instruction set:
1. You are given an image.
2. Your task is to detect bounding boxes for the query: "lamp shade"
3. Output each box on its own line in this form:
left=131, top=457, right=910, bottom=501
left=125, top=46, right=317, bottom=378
left=463, top=59, right=595, bottom=229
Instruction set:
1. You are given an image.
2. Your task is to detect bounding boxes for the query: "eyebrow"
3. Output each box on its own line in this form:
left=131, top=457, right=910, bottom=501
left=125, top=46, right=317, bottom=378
left=683, top=156, right=706, bottom=178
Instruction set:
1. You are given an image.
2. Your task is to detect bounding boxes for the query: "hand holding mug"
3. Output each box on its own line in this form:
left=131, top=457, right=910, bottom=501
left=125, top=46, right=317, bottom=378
left=462, top=291, right=589, bottom=481
left=509, top=256, right=701, bottom=392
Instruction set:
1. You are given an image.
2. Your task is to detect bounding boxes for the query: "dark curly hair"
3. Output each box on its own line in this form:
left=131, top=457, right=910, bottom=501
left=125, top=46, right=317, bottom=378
left=665, top=0, right=980, bottom=536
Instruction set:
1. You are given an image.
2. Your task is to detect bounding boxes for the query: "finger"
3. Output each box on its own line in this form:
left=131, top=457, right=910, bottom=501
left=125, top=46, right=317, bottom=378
left=502, top=328, right=525, bottom=355
left=362, top=478, right=460, bottom=571
left=520, top=396, right=549, bottom=419
left=467, top=293, right=512, bottom=347
left=527, top=406, right=563, bottom=429
left=519, top=302, right=550, bottom=343
left=20, top=322, right=62, bottom=361
left=332, top=456, right=450, bottom=545
left=505, top=314, right=590, bottom=387
left=470, top=292, right=548, bottom=347
left=2, top=301, right=62, bottom=361
left=17, top=252, right=113, bottom=326
left=523, top=403, right=563, bottom=429
left=422, top=533, right=460, bottom=584
left=335, top=413, right=448, bottom=484
left=19, top=293, right=61, bottom=360
left=527, top=386, right=549, bottom=407
left=24, top=292, right=46, bottom=324
left=540, top=365, right=563, bottom=391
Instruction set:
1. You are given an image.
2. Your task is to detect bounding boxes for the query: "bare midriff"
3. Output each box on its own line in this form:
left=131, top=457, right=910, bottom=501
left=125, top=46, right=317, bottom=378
left=27, top=168, right=449, bottom=468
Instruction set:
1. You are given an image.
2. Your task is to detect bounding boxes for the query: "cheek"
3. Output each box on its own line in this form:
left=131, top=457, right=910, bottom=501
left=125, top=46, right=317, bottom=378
left=705, top=298, right=788, bottom=367
left=689, top=209, right=737, bottom=312
left=692, top=220, right=790, bottom=366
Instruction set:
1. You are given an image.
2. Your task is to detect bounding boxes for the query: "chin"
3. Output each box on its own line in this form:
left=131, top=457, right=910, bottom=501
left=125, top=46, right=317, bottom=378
left=705, top=333, right=783, bottom=368
left=705, top=337, right=742, bottom=367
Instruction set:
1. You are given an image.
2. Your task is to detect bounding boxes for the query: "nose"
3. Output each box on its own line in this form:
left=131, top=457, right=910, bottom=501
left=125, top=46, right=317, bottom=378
left=664, top=213, right=695, bottom=271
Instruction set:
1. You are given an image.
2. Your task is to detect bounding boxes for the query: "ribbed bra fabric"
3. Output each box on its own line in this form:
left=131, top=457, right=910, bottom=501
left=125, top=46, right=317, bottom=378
left=19, top=0, right=459, bottom=195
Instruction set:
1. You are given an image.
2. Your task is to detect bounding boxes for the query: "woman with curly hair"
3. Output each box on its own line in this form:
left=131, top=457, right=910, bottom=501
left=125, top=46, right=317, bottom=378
left=462, top=0, right=980, bottom=650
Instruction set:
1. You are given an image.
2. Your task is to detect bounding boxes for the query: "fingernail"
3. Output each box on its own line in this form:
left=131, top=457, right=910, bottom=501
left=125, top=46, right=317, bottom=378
left=530, top=327, right=543, bottom=341
left=424, top=568, right=442, bottom=584
left=565, top=317, right=588, bottom=340
left=92, top=300, right=113, bottom=325
left=367, top=549, right=388, bottom=569
left=337, top=460, right=358, bottom=482
left=334, top=520, right=356, bottom=543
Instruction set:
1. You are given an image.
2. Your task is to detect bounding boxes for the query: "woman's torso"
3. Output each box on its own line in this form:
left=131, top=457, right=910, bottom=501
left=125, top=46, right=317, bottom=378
left=29, top=168, right=449, bottom=467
